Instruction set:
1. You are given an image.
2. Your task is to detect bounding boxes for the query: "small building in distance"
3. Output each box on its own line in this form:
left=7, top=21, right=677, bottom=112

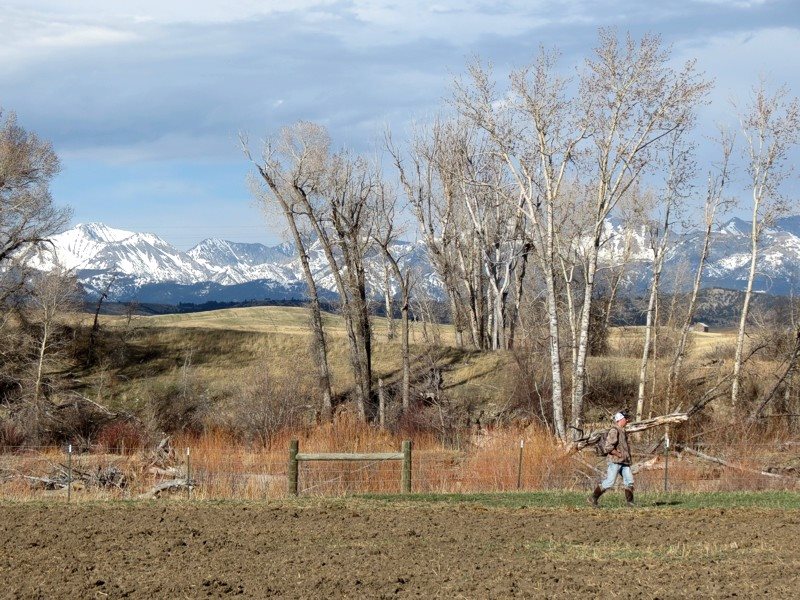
left=692, top=322, right=709, bottom=333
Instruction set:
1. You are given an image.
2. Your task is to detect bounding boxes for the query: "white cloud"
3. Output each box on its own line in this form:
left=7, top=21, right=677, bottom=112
left=693, top=0, right=771, bottom=7
left=2, top=1, right=337, bottom=25
left=674, top=26, right=800, bottom=107
left=0, top=10, right=138, bottom=72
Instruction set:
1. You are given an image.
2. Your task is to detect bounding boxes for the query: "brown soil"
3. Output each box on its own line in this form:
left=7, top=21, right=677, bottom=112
left=1, top=501, right=798, bottom=599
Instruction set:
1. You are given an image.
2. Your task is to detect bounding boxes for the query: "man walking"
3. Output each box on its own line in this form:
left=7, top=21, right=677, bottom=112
left=588, top=411, right=634, bottom=507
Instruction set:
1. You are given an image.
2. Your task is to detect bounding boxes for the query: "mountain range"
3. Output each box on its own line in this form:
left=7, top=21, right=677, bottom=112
left=24, top=216, right=800, bottom=304
left=26, top=223, right=437, bottom=304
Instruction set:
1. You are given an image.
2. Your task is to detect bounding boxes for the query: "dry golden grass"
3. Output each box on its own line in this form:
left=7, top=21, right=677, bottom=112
left=88, top=306, right=509, bottom=408
left=80, top=306, right=764, bottom=428
left=3, top=415, right=797, bottom=501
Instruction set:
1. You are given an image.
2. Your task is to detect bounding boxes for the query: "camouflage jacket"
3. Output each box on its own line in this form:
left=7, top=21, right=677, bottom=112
left=603, top=424, right=631, bottom=465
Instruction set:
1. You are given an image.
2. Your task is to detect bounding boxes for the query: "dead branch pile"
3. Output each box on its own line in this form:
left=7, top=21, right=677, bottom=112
left=144, top=436, right=181, bottom=476
left=23, top=463, right=127, bottom=491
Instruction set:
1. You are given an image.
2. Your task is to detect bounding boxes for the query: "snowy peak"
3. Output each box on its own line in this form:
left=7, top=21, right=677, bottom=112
left=188, top=238, right=295, bottom=268
left=27, top=223, right=210, bottom=284
left=31, top=223, right=140, bottom=271
left=73, top=222, right=136, bottom=243
left=719, top=217, right=751, bottom=236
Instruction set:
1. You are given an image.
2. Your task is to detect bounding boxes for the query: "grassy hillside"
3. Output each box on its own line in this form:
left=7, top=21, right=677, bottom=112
left=82, top=306, right=739, bottom=424
left=89, top=307, right=511, bottom=415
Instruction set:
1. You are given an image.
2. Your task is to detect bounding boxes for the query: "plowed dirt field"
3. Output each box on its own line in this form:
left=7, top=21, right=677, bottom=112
left=1, top=501, right=798, bottom=598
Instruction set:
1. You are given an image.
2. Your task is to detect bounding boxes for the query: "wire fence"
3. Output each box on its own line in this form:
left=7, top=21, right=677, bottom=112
left=0, top=440, right=798, bottom=502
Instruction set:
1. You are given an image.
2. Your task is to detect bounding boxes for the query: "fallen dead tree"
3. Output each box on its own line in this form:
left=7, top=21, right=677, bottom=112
left=674, top=444, right=796, bottom=480
left=137, top=478, right=195, bottom=499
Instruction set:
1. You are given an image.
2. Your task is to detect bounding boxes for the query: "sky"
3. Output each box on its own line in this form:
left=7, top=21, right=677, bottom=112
left=2, top=0, right=799, bottom=249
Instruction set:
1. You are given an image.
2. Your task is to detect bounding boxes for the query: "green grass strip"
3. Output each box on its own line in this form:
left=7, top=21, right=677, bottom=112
left=357, top=490, right=800, bottom=509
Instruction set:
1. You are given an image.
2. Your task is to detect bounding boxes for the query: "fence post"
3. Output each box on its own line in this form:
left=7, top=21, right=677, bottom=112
left=663, top=428, right=670, bottom=492
left=401, top=440, right=412, bottom=493
left=186, top=447, right=191, bottom=500
left=517, top=439, right=524, bottom=490
left=67, top=444, right=72, bottom=503
left=288, top=440, right=299, bottom=496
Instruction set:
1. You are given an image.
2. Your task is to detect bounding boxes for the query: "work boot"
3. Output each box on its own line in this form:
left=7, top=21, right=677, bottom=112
left=587, top=485, right=605, bottom=507
left=624, top=487, right=634, bottom=507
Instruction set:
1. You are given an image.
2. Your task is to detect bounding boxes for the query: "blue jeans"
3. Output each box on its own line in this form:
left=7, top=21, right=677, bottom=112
left=600, top=462, right=634, bottom=490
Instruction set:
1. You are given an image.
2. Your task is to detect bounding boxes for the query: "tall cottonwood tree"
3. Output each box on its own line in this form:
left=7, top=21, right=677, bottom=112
left=0, top=109, right=71, bottom=435
left=666, top=131, right=733, bottom=409
left=242, top=124, right=334, bottom=421
left=569, top=31, right=710, bottom=436
left=0, top=109, right=70, bottom=305
left=372, top=182, right=415, bottom=411
left=319, top=151, right=378, bottom=419
left=450, top=31, right=709, bottom=439
left=248, top=123, right=379, bottom=420
left=731, top=83, right=800, bottom=407
left=451, top=51, right=584, bottom=440
left=388, top=122, right=470, bottom=349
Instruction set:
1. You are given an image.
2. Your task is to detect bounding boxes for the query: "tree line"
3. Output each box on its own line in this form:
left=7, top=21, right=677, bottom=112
left=242, top=29, right=800, bottom=440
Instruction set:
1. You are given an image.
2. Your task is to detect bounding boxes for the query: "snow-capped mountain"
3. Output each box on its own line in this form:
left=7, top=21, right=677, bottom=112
left=187, top=238, right=299, bottom=286
left=29, top=223, right=438, bottom=303
left=25, top=216, right=800, bottom=304
left=596, top=215, right=800, bottom=295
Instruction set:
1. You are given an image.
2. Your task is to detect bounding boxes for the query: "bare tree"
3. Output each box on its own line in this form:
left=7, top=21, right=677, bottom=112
left=372, top=182, right=415, bottom=411
left=569, top=30, right=710, bottom=436
left=20, top=267, right=80, bottom=442
left=28, top=268, right=78, bottom=404
left=731, top=82, right=800, bottom=407
left=242, top=125, right=334, bottom=421
left=388, top=122, right=469, bottom=349
left=666, top=130, right=733, bottom=409
left=0, top=109, right=71, bottom=304
left=452, top=51, right=585, bottom=440
left=260, top=135, right=379, bottom=421
left=636, top=129, right=694, bottom=420
left=450, top=32, right=709, bottom=439
left=320, top=151, right=378, bottom=419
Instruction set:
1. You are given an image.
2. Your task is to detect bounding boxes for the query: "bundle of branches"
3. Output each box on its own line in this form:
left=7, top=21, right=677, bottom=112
left=566, top=412, right=691, bottom=454
left=565, top=376, right=731, bottom=455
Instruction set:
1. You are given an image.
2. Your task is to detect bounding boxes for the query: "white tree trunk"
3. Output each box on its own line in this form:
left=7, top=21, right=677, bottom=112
left=732, top=201, right=760, bottom=408
left=637, top=219, right=670, bottom=420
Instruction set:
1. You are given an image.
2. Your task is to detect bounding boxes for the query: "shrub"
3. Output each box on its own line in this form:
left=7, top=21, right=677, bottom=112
left=146, top=367, right=216, bottom=436
left=504, top=345, right=554, bottom=427
left=96, top=420, right=148, bottom=453
left=706, top=341, right=736, bottom=361
left=585, top=360, right=637, bottom=417
left=229, top=370, right=312, bottom=447
left=0, top=419, right=26, bottom=449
